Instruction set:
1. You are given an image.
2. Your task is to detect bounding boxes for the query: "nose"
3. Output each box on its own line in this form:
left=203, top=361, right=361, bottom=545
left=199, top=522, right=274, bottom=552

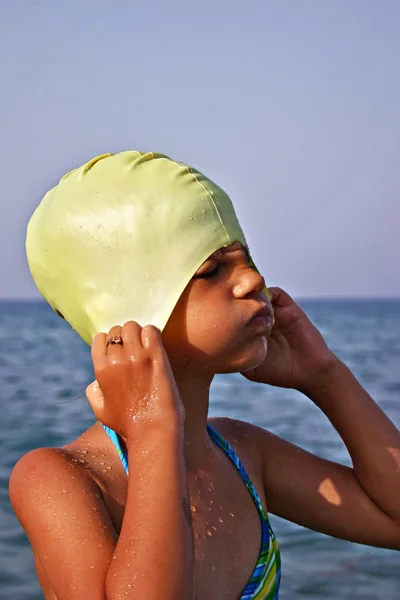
left=233, top=265, right=267, bottom=299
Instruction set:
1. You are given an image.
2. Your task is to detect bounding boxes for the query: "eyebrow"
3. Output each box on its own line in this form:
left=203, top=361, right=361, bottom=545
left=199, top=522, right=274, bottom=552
left=209, top=243, right=251, bottom=261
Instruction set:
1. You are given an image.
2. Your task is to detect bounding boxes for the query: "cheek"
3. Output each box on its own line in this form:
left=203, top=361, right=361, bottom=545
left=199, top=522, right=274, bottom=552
left=163, top=287, right=267, bottom=370
left=184, top=305, right=237, bottom=351
left=164, top=300, right=237, bottom=357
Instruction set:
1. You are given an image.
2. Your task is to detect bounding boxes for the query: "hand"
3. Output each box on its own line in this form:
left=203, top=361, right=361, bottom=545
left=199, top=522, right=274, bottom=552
left=241, top=287, right=338, bottom=391
left=86, top=321, right=184, bottom=440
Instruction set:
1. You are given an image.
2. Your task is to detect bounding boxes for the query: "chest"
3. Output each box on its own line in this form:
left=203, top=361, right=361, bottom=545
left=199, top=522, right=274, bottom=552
left=189, top=463, right=266, bottom=599
left=104, top=445, right=268, bottom=600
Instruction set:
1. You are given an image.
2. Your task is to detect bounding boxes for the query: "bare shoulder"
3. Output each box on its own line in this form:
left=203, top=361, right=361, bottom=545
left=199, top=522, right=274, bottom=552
left=9, top=431, right=120, bottom=599
left=207, top=416, right=270, bottom=457
left=9, top=445, right=100, bottom=510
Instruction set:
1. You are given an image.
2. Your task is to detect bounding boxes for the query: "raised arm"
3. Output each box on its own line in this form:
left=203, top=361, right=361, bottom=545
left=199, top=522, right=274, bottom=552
left=241, top=287, right=400, bottom=548
left=9, top=322, right=194, bottom=600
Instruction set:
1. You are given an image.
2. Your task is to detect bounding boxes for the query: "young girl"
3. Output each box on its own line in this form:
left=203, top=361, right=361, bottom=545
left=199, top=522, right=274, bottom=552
left=10, top=151, right=400, bottom=600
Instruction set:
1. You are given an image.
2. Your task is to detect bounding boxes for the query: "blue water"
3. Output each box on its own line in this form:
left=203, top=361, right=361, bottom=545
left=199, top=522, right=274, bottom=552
left=1, top=299, right=399, bottom=599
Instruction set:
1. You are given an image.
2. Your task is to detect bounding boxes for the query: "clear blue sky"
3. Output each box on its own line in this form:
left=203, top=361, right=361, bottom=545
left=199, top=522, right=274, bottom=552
left=1, top=0, right=399, bottom=299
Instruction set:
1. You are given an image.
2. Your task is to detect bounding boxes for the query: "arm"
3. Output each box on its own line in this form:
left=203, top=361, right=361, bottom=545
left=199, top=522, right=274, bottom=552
left=242, top=287, right=400, bottom=548
left=301, top=357, right=400, bottom=525
left=106, top=421, right=193, bottom=599
left=256, top=410, right=400, bottom=549
left=10, top=321, right=195, bottom=599
left=10, top=427, right=193, bottom=600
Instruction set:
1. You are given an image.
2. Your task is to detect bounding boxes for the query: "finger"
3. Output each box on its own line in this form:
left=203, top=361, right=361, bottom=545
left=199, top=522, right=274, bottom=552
left=268, top=287, right=294, bottom=306
left=141, top=324, right=163, bottom=351
left=122, top=321, right=143, bottom=358
left=85, top=380, right=104, bottom=412
left=106, top=325, right=123, bottom=361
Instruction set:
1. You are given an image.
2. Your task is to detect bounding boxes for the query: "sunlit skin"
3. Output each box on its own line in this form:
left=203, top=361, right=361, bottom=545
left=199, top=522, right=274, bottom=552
left=9, top=241, right=400, bottom=600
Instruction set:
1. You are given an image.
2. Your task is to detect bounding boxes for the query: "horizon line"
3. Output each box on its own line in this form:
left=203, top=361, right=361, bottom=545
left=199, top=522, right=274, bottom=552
left=1, top=296, right=400, bottom=302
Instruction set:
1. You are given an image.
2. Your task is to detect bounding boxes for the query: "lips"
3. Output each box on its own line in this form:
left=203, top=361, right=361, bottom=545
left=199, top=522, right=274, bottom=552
left=247, top=304, right=273, bottom=327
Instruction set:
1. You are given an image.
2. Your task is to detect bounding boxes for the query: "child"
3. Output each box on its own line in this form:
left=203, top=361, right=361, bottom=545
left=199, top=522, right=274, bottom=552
left=9, top=151, right=400, bottom=599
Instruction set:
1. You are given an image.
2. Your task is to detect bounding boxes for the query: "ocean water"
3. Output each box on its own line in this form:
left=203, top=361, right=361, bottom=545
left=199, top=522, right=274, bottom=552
left=1, top=299, right=399, bottom=599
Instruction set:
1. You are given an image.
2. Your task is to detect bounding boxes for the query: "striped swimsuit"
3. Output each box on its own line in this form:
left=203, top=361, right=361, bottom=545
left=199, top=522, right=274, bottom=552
left=102, top=422, right=281, bottom=599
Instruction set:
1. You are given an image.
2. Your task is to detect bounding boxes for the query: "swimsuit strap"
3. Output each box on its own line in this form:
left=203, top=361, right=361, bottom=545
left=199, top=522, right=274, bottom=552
left=206, top=423, right=269, bottom=523
left=206, top=423, right=281, bottom=599
left=102, top=424, right=129, bottom=474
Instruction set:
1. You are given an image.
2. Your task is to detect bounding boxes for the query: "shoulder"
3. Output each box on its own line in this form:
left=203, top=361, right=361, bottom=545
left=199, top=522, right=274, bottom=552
left=207, top=416, right=289, bottom=484
left=9, top=444, right=120, bottom=599
left=9, top=446, right=101, bottom=516
left=207, top=416, right=270, bottom=484
left=207, top=416, right=274, bottom=456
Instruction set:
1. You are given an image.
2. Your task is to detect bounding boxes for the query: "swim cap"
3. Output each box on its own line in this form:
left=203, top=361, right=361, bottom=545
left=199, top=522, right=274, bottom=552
left=26, top=151, right=266, bottom=345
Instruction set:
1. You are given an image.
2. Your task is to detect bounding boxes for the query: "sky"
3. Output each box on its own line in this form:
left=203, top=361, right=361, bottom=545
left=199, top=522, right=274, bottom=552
left=0, top=0, right=399, bottom=299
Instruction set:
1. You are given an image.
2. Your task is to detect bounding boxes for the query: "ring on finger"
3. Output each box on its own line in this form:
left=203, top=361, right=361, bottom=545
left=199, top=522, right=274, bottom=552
left=106, top=335, right=123, bottom=347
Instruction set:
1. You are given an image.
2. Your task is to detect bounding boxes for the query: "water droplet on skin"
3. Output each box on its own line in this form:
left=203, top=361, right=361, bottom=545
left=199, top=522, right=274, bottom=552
left=218, top=517, right=224, bottom=523
left=207, top=530, right=212, bottom=536
left=62, top=489, right=67, bottom=493
left=229, top=512, right=234, bottom=517
left=191, top=506, right=197, bottom=513
left=212, top=526, right=217, bottom=531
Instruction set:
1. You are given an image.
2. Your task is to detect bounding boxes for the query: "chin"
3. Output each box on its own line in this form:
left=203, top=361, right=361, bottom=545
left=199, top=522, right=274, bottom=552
left=219, top=335, right=268, bottom=374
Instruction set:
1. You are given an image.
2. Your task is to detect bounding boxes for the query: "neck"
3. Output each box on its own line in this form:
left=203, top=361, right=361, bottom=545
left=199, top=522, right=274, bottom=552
left=172, top=368, right=215, bottom=471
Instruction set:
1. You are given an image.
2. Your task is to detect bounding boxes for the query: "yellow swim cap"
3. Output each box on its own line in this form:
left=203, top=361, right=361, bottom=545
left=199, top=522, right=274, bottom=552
left=26, top=151, right=266, bottom=345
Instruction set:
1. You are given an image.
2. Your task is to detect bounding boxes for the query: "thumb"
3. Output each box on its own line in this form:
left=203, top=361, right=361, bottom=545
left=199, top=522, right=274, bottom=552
left=86, top=380, right=104, bottom=413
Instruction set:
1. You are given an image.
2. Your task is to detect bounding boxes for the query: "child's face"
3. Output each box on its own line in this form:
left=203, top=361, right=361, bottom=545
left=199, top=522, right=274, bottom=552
left=162, top=242, right=273, bottom=375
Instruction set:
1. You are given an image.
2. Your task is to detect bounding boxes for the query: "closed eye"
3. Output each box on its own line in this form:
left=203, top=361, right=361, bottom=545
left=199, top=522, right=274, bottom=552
left=195, top=264, right=223, bottom=280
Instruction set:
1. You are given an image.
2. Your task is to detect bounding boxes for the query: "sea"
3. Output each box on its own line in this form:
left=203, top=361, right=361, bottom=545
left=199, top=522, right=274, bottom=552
left=1, top=299, right=399, bottom=599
